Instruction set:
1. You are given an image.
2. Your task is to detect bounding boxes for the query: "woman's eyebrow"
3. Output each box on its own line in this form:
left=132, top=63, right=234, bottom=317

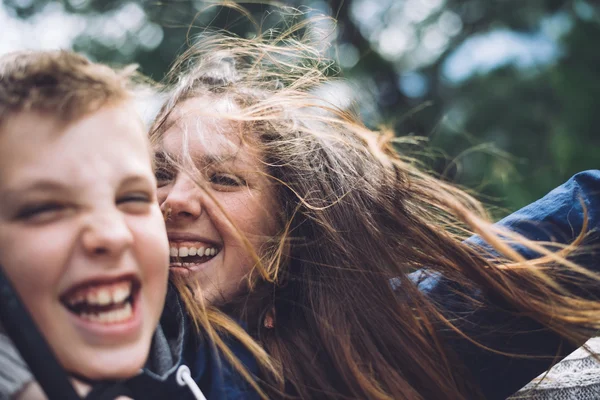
left=195, top=153, right=235, bottom=166
left=154, top=139, right=261, bottom=176
left=155, top=149, right=241, bottom=167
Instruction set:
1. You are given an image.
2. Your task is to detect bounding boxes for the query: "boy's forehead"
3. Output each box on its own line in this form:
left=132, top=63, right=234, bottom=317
left=0, top=105, right=152, bottom=189
left=0, top=111, right=60, bottom=172
left=0, top=110, right=61, bottom=141
left=0, top=103, right=147, bottom=148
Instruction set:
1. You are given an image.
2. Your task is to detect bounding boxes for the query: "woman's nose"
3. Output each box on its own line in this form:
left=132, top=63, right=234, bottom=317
left=161, top=175, right=203, bottom=223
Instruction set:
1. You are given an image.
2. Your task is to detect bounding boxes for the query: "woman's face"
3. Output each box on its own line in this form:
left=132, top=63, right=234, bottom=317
left=155, top=97, right=279, bottom=303
left=0, top=104, right=169, bottom=379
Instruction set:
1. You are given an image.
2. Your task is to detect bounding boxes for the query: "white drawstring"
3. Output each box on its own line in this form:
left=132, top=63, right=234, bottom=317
left=176, top=365, right=207, bottom=400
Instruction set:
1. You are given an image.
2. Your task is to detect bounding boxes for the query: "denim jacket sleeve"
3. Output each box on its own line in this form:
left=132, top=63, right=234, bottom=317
left=412, top=170, right=600, bottom=400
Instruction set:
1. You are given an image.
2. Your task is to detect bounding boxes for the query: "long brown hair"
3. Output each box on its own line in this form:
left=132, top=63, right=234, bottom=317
left=151, top=15, right=600, bottom=399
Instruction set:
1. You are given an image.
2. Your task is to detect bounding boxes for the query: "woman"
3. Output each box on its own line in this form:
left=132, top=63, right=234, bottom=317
left=150, top=30, right=600, bottom=399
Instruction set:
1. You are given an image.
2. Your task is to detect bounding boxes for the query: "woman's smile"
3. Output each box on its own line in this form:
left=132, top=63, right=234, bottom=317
left=169, top=241, right=222, bottom=274
left=155, top=96, right=279, bottom=302
left=167, top=232, right=223, bottom=274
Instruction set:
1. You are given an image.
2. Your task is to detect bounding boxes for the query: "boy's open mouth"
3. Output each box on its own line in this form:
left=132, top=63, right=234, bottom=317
left=169, top=244, right=220, bottom=267
left=60, top=278, right=140, bottom=324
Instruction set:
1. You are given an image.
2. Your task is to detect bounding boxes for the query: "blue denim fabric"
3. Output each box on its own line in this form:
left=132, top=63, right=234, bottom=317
left=411, top=170, right=600, bottom=399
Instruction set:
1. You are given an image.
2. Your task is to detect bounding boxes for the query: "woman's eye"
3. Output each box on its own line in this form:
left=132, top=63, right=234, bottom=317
left=155, top=167, right=175, bottom=186
left=209, top=173, right=245, bottom=187
left=16, top=202, right=66, bottom=222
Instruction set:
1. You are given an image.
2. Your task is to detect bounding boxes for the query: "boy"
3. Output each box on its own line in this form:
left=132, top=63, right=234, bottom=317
left=0, top=51, right=179, bottom=400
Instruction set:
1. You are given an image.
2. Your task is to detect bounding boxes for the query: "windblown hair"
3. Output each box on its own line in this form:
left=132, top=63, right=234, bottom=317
left=0, top=50, right=134, bottom=126
left=151, top=19, right=600, bottom=400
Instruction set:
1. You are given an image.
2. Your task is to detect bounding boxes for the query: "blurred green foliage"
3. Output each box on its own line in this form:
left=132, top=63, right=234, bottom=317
left=3, top=0, right=599, bottom=215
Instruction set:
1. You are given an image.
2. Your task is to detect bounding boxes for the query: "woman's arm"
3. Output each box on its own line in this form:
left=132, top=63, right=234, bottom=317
left=414, top=170, right=600, bottom=400
left=471, top=169, right=600, bottom=255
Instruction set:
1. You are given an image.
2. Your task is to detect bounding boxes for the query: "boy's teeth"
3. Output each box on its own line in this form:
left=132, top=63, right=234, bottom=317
left=69, top=293, right=84, bottom=306
left=66, top=282, right=132, bottom=307
left=170, top=247, right=178, bottom=257
left=97, top=289, right=112, bottom=305
left=79, top=302, right=133, bottom=324
left=86, top=291, right=98, bottom=305
left=112, top=286, right=130, bottom=303
left=189, top=247, right=197, bottom=256
left=179, top=247, right=189, bottom=257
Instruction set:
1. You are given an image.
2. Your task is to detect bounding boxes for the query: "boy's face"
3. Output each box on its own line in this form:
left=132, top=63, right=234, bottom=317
left=0, top=104, right=169, bottom=379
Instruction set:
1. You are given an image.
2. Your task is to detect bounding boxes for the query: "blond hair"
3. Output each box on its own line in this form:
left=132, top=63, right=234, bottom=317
left=0, top=50, right=134, bottom=126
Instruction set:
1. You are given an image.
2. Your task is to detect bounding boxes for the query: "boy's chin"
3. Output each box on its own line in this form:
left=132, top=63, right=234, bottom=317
left=65, top=344, right=150, bottom=381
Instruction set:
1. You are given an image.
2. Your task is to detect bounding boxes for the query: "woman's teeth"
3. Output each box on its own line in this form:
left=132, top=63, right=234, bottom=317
left=63, top=280, right=134, bottom=324
left=170, top=246, right=218, bottom=258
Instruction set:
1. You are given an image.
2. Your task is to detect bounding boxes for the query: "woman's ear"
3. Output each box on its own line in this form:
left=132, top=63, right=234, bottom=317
left=263, top=307, right=276, bottom=329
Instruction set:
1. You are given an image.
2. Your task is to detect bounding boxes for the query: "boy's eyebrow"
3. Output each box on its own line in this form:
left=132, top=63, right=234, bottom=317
left=1, top=180, right=70, bottom=203
left=3, top=174, right=152, bottom=201
left=119, top=174, right=155, bottom=187
left=7, top=179, right=68, bottom=193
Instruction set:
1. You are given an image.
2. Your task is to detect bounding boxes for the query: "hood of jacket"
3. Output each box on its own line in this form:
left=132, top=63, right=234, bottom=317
left=85, top=284, right=259, bottom=400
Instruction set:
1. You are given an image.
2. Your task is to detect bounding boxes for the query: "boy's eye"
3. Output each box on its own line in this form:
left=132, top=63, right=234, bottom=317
left=16, top=202, right=67, bottom=222
left=117, top=193, right=152, bottom=213
left=209, top=173, right=246, bottom=188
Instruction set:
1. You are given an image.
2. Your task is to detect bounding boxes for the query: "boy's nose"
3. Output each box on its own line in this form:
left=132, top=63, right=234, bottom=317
left=81, top=211, right=134, bottom=258
left=161, top=175, right=203, bottom=222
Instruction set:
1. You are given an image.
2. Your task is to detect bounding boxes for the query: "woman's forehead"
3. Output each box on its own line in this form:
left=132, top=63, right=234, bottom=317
left=158, top=120, right=262, bottom=170
left=173, top=95, right=237, bottom=120
left=156, top=95, right=265, bottom=164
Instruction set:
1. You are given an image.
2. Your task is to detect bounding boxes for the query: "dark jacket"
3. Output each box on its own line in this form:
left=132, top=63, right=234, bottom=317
left=0, top=285, right=259, bottom=400
left=412, top=170, right=600, bottom=399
